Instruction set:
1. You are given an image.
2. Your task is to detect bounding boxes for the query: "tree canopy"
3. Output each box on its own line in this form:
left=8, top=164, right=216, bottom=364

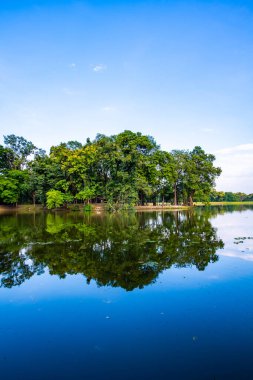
left=0, top=131, right=222, bottom=207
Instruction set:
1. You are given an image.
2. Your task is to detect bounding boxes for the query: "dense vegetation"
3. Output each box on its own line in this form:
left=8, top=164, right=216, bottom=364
left=209, top=190, right=253, bottom=202
left=0, top=131, right=224, bottom=209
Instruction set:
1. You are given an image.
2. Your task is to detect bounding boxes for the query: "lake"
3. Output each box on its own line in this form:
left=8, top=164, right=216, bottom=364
left=1, top=206, right=253, bottom=380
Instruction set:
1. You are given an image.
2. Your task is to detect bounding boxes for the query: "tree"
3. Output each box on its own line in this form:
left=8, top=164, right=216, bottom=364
left=76, top=186, right=97, bottom=204
left=170, top=150, right=189, bottom=205
left=184, top=146, right=221, bottom=206
left=153, top=150, right=175, bottom=204
left=0, top=176, right=19, bottom=205
left=105, top=130, right=159, bottom=205
left=0, top=145, right=15, bottom=172
left=46, top=190, right=66, bottom=209
left=224, top=192, right=237, bottom=202
left=209, top=190, right=225, bottom=202
left=65, top=140, right=82, bottom=150
left=4, top=134, right=37, bottom=169
left=0, top=170, right=29, bottom=205
left=0, top=132, right=223, bottom=207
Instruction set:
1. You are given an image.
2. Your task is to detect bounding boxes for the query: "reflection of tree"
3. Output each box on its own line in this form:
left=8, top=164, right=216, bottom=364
left=195, top=204, right=253, bottom=217
left=0, top=210, right=224, bottom=290
left=0, top=214, right=45, bottom=288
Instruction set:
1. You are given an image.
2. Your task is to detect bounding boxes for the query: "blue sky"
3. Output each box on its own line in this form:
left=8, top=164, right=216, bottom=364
left=1, top=0, right=253, bottom=192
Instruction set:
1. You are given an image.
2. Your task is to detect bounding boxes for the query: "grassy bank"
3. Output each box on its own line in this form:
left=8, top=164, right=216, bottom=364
left=195, top=201, right=253, bottom=206
left=135, top=205, right=190, bottom=211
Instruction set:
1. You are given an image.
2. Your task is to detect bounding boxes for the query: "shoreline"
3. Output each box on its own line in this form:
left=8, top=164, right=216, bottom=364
left=0, top=201, right=252, bottom=214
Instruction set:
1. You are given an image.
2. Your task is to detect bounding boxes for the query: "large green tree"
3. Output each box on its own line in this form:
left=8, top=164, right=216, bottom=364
left=3, top=134, right=37, bottom=169
left=185, top=146, right=222, bottom=206
left=0, top=145, right=15, bottom=172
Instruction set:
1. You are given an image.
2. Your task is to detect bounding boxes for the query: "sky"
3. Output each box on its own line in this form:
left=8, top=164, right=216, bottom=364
left=1, top=0, right=253, bottom=192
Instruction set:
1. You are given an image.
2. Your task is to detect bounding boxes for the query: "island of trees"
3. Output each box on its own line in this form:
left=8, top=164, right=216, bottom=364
left=0, top=130, right=250, bottom=210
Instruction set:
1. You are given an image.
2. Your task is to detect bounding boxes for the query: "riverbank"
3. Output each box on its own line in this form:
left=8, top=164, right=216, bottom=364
left=195, top=201, right=253, bottom=206
left=0, top=201, right=252, bottom=214
left=0, top=204, right=44, bottom=213
left=0, top=204, right=189, bottom=213
left=134, top=205, right=189, bottom=210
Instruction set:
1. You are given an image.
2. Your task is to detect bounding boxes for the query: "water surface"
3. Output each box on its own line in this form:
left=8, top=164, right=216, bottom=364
left=1, top=206, right=253, bottom=379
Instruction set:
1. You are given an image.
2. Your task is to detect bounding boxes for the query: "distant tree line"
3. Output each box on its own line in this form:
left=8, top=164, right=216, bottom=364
left=0, top=130, right=225, bottom=209
left=209, top=190, right=253, bottom=202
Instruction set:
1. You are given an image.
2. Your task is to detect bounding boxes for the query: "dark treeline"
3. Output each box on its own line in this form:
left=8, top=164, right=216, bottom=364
left=210, top=190, right=253, bottom=202
left=0, top=130, right=223, bottom=209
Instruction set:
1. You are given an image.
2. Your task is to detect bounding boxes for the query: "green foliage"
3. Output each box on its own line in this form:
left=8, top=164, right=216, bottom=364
left=83, top=204, right=92, bottom=212
left=0, top=145, right=15, bottom=172
left=65, top=140, right=82, bottom=150
left=0, top=170, right=29, bottom=205
left=209, top=190, right=252, bottom=202
left=0, top=131, right=226, bottom=207
left=0, top=176, right=19, bottom=204
left=46, top=190, right=66, bottom=209
left=76, top=186, right=97, bottom=203
left=4, top=134, right=37, bottom=169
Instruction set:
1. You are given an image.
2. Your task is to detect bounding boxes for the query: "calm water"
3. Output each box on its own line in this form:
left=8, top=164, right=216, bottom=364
left=0, top=206, right=253, bottom=380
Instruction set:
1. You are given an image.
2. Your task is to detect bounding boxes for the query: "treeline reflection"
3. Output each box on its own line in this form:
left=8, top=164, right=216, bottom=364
left=0, top=210, right=224, bottom=290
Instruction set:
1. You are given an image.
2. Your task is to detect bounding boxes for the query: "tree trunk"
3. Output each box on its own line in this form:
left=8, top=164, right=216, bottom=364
left=32, top=192, right=36, bottom=207
left=174, top=184, right=177, bottom=205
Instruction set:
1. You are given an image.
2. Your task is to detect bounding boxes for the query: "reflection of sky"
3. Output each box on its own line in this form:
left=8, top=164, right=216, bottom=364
left=1, top=208, right=253, bottom=300
left=211, top=209, right=253, bottom=239
left=1, top=207, right=253, bottom=303
left=211, top=208, right=253, bottom=261
left=1, top=208, right=253, bottom=379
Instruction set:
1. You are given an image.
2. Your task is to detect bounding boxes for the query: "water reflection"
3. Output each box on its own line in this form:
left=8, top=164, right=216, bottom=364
left=0, top=210, right=224, bottom=290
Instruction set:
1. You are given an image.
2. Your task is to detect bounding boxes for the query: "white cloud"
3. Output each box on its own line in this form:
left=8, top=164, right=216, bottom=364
left=69, top=63, right=76, bottom=69
left=201, top=127, right=215, bottom=133
left=216, top=143, right=253, bottom=155
left=92, top=64, right=107, bottom=72
left=215, top=143, right=253, bottom=193
left=63, top=87, right=75, bottom=96
left=219, top=251, right=253, bottom=262
left=62, top=88, right=85, bottom=97
left=101, top=106, right=116, bottom=112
